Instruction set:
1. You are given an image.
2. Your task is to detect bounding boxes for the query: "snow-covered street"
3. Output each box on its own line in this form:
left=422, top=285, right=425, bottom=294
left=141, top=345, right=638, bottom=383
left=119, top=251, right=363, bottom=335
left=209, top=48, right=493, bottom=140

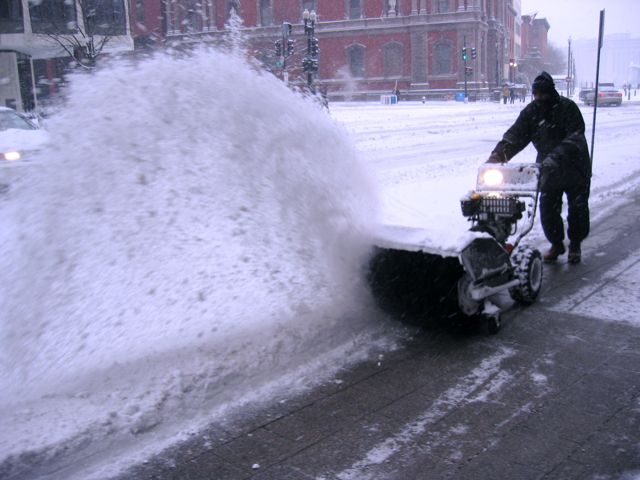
left=1, top=50, right=640, bottom=479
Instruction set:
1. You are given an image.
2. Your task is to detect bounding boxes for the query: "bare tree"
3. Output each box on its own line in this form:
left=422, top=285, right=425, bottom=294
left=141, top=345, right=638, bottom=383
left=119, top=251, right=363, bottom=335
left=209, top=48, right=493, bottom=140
left=545, top=43, right=567, bottom=75
left=30, top=0, right=127, bottom=68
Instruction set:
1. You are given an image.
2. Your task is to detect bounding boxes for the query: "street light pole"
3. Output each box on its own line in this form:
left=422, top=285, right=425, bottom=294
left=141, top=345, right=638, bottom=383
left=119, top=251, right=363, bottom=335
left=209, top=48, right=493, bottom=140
left=302, top=9, right=318, bottom=92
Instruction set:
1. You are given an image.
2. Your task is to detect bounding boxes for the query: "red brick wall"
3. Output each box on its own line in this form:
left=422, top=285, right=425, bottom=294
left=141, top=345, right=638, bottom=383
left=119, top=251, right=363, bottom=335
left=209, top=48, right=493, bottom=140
left=131, top=0, right=164, bottom=40
left=319, top=32, right=412, bottom=80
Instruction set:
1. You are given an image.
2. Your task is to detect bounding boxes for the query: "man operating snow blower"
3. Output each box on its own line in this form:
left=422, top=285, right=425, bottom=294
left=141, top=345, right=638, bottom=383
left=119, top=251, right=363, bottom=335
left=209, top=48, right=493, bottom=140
left=487, top=71, right=591, bottom=264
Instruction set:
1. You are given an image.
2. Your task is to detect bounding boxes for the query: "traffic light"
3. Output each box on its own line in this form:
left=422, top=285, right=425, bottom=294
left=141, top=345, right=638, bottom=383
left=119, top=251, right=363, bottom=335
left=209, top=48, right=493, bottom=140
left=287, top=39, right=294, bottom=56
left=471, top=47, right=477, bottom=59
left=275, top=40, right=282, bottom=56
left=465, top=66, right=473, bottom=76
left=310, top=37, right=319, bottom=56
left=462, top=47, right=467, bottom=61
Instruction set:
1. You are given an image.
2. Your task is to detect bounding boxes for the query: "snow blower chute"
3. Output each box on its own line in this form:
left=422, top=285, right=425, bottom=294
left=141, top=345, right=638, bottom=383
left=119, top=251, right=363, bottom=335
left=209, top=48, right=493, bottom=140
left=369, top=163, right=543, bottom=333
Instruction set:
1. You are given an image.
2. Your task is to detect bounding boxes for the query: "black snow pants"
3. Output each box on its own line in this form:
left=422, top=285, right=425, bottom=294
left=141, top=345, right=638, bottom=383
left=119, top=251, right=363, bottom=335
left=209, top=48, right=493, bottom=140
left=539, top=182, right=591, bottom=246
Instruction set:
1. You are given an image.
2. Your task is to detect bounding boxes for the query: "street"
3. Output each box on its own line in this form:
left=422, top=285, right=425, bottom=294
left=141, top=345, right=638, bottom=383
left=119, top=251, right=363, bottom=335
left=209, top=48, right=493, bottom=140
left=119, top=191, right=640, bottom=480
left=2, top=96, right=640, bottom=480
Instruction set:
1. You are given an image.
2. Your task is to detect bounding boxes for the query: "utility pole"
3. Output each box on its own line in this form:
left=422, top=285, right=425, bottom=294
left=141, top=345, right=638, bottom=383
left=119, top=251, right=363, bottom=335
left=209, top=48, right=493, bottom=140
left=567, top=37, right=572, bottom=97
left=591, top=10, right=605, bottom=166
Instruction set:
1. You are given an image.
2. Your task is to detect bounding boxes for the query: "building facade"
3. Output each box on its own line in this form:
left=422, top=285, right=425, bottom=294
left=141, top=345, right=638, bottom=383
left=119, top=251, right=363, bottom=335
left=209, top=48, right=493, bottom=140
left=152, top=0, right=519, bottom=98
left=234, top=0, right=520, bottom=98
left=0, top=0, right=133, bottom=111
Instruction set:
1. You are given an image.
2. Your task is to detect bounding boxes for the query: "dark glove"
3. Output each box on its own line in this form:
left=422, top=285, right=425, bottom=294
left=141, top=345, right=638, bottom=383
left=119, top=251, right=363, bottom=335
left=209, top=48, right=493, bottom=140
left=486, top=152, right=505, bottom=164
left=539, top=156, right=560, bottom=190
left=541, top=156, right=560, bottom=171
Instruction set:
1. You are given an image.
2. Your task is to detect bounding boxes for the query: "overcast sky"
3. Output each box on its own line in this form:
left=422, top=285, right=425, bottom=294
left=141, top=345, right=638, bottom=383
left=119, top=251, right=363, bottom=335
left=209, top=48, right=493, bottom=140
left=521, top=0, right=640, bottom=46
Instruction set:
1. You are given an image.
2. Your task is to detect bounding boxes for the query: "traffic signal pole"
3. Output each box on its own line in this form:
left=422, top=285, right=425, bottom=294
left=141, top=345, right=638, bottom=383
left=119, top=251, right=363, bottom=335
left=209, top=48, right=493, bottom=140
left=463, top=35, right=468, bottom=100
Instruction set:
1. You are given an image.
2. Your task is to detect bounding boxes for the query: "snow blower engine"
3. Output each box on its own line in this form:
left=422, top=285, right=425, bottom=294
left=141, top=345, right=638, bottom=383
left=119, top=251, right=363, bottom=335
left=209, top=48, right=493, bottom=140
left=457, top=163, right=543, bottom=333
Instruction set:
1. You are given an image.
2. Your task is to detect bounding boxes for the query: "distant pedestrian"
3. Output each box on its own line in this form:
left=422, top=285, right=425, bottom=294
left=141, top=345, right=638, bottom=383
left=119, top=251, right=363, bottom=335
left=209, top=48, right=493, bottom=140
left=502, top=85, right=509, bottom=104
left=509, top=87, right=516, bottom=104
left=521, top=86, right=527, bottom=103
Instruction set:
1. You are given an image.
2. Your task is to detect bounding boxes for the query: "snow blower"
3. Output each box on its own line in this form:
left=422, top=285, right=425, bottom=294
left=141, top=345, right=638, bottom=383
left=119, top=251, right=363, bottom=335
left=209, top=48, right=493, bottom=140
left=369, top=163, right=543, bottom=333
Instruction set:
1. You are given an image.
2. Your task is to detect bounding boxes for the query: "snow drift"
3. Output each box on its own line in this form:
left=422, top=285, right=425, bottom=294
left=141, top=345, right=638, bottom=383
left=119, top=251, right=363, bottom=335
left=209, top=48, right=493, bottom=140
left=0, top=49, right=395, bottom=478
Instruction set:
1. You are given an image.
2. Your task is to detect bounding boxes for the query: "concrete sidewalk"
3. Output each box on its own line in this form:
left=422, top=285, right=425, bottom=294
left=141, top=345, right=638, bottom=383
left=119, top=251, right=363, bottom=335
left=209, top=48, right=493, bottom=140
left=121, top=194, right=640, bottom=480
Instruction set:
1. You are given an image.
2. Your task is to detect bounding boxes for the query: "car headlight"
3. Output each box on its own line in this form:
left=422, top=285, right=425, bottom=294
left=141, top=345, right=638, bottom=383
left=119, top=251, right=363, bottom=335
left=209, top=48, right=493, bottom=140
left=483, top=168, right=504, bottom=187
left=2, top=151, right=21, bottom=161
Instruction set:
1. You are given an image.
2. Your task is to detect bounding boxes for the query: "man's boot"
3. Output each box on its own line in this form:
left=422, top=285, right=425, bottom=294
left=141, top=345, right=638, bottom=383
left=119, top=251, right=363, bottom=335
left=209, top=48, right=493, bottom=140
left=568, top=242, right=581, bottom=264
left=543, top=243, right=566, bottom=262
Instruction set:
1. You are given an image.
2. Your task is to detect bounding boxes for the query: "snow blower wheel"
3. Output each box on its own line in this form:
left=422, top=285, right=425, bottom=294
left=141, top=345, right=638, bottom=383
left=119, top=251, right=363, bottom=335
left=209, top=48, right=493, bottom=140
left=509, top=246, right=543, bottom=305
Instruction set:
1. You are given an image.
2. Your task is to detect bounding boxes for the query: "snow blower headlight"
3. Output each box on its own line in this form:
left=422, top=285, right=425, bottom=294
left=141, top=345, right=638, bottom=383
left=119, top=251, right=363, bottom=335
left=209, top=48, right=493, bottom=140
left=482, top=169, right=504, bottom=187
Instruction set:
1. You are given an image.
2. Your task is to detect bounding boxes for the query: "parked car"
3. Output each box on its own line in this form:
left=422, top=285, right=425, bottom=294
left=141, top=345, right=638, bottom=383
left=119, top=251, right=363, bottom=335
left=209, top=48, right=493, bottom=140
left=0, top=107, right=49, bottom=192
left=579, top=88, right=595, bottom=102
left=584, top=86, right=623, bottom=106
left=0, top=107, right=48, bottom=161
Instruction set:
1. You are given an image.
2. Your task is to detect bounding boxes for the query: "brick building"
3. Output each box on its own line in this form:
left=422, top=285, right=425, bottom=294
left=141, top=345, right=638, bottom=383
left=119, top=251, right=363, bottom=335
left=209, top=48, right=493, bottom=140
left=149, top=0, right=520, bottom=99
left=516, top=13, right=550, bottom=85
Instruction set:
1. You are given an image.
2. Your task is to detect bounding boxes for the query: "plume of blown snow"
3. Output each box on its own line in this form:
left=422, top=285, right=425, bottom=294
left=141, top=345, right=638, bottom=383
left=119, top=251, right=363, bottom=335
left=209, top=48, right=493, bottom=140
left=0, top=48, right=390, bottom=472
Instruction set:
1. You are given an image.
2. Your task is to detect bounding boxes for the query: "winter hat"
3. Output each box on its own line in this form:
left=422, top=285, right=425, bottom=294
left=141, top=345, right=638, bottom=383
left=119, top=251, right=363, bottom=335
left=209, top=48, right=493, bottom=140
left=532, top=71, right=556, bottom=95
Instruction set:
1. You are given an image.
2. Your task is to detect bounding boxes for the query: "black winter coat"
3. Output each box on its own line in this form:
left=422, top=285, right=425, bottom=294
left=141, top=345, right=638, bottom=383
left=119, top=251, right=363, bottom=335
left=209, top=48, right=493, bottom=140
left=491, top=93, right=591, bottom=189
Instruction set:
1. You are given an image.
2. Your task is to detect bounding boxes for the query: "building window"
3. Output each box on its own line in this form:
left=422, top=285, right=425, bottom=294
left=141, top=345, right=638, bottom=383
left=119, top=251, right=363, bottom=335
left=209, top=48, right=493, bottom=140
left=226, top=0, right=240, bottom=20
left=384, top=0, right=398, bottom=16
left=135, top=0, right=145, bottom=24
left=203, top=0, right=215, bottom=30
left=436, top=0, right=450, bottom=13
left=347, top=45, right=365, bottom=78
left=86, top=0, right=127, bottom=35
left=302, top=0, right=316, bottom=14
left=349, top=0, right=361, bottom=19
left=185, top=0, right=203, bottom=32
left=165, top=0, right=178, bottom=33
left=260, top=0, right=272, bottom=26
left=383, top=42, right=403, bottom=77
left=0, top=0, right=24, bottom=33
left=29, top=0, right=76, bottom=34
left=434, top=42, right=452, bottom=74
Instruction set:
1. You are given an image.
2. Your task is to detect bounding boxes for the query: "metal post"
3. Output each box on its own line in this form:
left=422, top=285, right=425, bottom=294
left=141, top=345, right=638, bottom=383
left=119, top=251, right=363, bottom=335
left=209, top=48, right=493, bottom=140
left=590, top=10, right=605, bottom=166
left=306, top=17, right=312, bottom=88
left=567, top=37, right=572, bottom=97
left=463, top=35, right=468, bottom=100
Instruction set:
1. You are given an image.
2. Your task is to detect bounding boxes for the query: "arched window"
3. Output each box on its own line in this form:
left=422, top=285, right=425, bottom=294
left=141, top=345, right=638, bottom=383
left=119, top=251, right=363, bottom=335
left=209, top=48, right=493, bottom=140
left=383, top=42, right=403, bottom=77
left=347, top=45, right=366, bottom=78
left=434, top=42, right=452, bottom=74
left=349, top=0, right=362, bottom=19
left=260, top=0, right=272, bottom=26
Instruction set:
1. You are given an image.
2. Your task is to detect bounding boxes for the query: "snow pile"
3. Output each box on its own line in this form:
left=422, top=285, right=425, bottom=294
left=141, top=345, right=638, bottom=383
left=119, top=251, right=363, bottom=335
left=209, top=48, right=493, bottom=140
left=0, top=49, right=394, bottom=477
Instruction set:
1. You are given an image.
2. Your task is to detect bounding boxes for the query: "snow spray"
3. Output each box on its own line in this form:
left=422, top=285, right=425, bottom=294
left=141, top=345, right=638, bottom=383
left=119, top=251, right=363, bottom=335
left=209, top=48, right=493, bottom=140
left=0, top=48, right=395, bottom=474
